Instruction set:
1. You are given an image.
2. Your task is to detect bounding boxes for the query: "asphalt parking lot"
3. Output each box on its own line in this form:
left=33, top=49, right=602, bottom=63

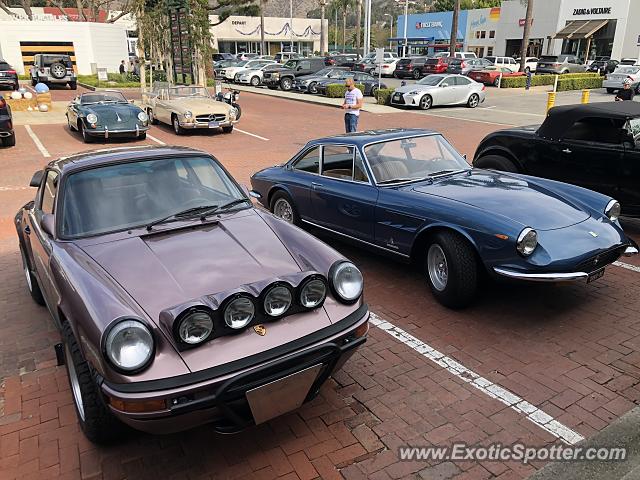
left=1, top=87, right=640, bottom=480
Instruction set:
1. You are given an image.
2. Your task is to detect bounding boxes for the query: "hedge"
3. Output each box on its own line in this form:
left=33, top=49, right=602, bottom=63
left=499, top=72, right=602, bottom=90
left=77, top=74, right=141, bottom=88
left=324, top=83, right=365, bottom=98
left=556, top=76, right=603, bottom=91
left=376, top=88, right=395, bottom=105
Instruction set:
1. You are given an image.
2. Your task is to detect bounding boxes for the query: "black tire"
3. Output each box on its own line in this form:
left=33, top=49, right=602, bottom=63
left=269, top=190, right=300, bottom=225
left=268, top=86, right=278, bottom=90
left=61, top=321, right=128, bottom=444
left=20, top=246, right=45, bottom=306
left=79, top=122, right=93, bottom=143
left=474, top=154, right=518, bottom=172
left=172, top=115, right=184, bottom=135
left=250, top=76, right=260, bottom=87
left=493, top=76, right=500, bottom=87
left=371, top=86, right=378, bottom=97
left=138, top=132, right=146, bottom=141
left=308, top=82, right=318, bottom=94
left=69, top=81, right=77, bottom=90
left=232, top=103, right=242, bottom=120
left=147, top=108, right=159, bottom=125
left=50, top=62, right=66, bottom=80
left=222, top=125, right=233, bottom=133
left=606, top=88, right=615, bottom=94
left=467, top=93, right=480, bottom=108
left=280, top=77, right=293, bottom=91
left=418, top=94, right=432, bottom=110
left=2, top=132, right=16, bottom=147
left=413, top=69, right=421, bottom=79
left=424, top=231, right=478, bottom=309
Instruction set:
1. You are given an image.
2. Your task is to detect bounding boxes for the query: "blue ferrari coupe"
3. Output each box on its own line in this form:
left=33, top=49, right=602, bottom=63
left=250, top=129, right=638, bottom=308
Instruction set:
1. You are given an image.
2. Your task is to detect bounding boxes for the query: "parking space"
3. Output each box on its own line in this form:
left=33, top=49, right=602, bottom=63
left=1, top=91, right=640, bottom=480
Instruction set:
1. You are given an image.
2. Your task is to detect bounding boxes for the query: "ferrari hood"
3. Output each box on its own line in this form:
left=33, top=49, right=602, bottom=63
left=408, top=169, right=590, bottom=230
left=80, top=210, right=302, bottom=324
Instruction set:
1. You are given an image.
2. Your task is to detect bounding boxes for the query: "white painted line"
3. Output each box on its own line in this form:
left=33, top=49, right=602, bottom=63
left=419, top=111, right=516, bottom=127
left=24, top=125, right=50, bottom=158
left=235, top=128, right=269, bottom=141
left=370, top=313, right=585, bottom=445
left=0, top=186, right=30, bottom=192
left=613, top=261, right=640, bottom=273
left=147, top=134, right=166, bottom=145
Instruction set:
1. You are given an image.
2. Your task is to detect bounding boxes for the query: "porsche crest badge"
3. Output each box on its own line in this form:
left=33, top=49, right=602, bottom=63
left=253, top=324, right=267, bottom=336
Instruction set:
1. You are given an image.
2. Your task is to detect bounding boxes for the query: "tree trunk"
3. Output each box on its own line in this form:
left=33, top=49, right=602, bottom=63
left=519, top=0, right=533, bottom=72
left=20, top=0, right=33, bottom=20
left=260, top=0, right=266, bottom=55
left=342, top=11, right=346, bottom=53
left=356, top=0, right=362, bottom=55
left=137, top=24, right=146, bottom=90
left=320, top=3, right=325, bottom=55
left=75, top=0, right=84, bottom=21
left=449, top=0, right=459, bottom=57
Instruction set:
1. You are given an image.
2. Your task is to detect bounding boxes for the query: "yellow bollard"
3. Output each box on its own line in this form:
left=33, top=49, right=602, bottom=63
left=547, top=92, right=556, bottom=113
left=581, top=89, right=590, bottom=104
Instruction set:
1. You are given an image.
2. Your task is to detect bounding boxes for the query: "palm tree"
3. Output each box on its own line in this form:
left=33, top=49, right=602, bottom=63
left=356, top=0, right=362, bottom=55
left=519, top=0, right=533, bottom=72
left=260, top=0, right=267, bottom=55
left=333, top=0, right=353, bottom=53
left=449, top=0, right=460, bottom=56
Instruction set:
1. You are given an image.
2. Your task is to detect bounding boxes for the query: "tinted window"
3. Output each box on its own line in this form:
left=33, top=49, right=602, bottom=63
left=322, top=145, right=355, bottom=180
left=299, top=61, right=311, bottom=69
left=426, top=58, right=439, bottom=65
left=398, top=59, right=412, bottom=65
left=563, top=117, right=625, bottom=144
left=42, top=56, right=72, bottom=67
left=485, top=57, right=496, bottom=63
left=40, top=171, right=58, bottom=215
left=540, top=56, right=558, bottom=62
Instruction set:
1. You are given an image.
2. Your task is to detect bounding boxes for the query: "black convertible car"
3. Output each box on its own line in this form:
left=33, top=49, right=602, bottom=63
left=473, top=102, right=640, bottom=217
left=0, top=94, right=15, bottom=147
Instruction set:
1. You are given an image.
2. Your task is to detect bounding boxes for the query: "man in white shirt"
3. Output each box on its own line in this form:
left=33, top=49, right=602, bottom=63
left=341, top=77, right=364, bottom=133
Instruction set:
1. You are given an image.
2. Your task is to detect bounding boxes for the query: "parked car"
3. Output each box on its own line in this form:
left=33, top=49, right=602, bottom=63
left=315, top=71, right=386, bottom=97
left=361, top=51, right=398, bottom=62
left=587, top=58, right=618, bottom=75
left=603, top=65, right=640, bottom=94
left=263, top=58, right=327, bottom=91
left=390, top=74, right=485, bottom=110
left=275, top=52, right=302, bottom=63
left=0, top=94, right=15, bottom=147
left=483, top=56, right=519, bottom=73
left=250, top=129, right=638, bottom=309
left=213, top=53, right=236, bottom=62
left=515, top=57, right=538, bottom=73
left=143, top=85, right=238, bottom=135
left=214, top=60, right=239, bottom=77
left=421, top=56, right=450, bottom=75
left=293, top=67, right=350, bottom=94
left=395, top=56, right=428, bottom=79
left=535, top=54, right=585, bottom=74
left=237, top=63, right=281, bottom=87
left=0, top=59, right=19, bottom=91
left=443, top=52, right=477, bottom=59
left=325, top=54, right=359, bottom=68
left=619, top=58, right=638, bottom=66
left=446, top=58, right=492, bottom=76
left=228, top=60, right=276, bottom=82
left=236, top=52, right=258, bottom=61
left=473, top=102, right=640, bottom=217
left=16, top=145, right=369, bottom=442
left=353, top=58, right=377, bottom=75
left=66, top=90, right=149, bottom=143
left=468, top=67, right=525, bottom=86
left=372, top=58, right=400, bottom=77
left=30, top=54, right=77, bottom=89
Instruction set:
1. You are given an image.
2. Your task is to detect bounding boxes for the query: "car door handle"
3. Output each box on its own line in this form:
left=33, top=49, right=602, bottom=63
left=562, top=148, right=572, bottom=154
left=24, top=226, right=31, bottom=235
left=311, top=182, right=323, bottom=189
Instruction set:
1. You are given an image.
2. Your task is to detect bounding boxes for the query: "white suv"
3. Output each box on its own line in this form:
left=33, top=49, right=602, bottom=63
left=484, top=56, right=519, bottom=72
left=30, top=54, right=77, bottom=89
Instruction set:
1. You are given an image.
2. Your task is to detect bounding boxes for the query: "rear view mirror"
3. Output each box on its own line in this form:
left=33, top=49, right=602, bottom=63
left=40, top=213, right=55, bottom=237
left=30, top=170, right=44, bottom=188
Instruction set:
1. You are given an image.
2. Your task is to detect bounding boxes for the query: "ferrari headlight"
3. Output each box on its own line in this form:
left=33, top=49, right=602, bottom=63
left=137, top=111, right=148, bottom=122
left=86, top=113, right=98, bottom=124
left=183, top=111, right=193, bottom=120
left=299, top=278, right=327, bottom=308
left=605, top=200, right=621, bottom=222
left=330, top=261, right=363, bottom=303
left=263, top=285, right=292, bottom=317
left=224, top=296, right=255, bottom=329
left=516, top=227, right=538, bottom=256
left=177, top=309, right=213, bottom=345
left=105, top=319, right=154, bottom=372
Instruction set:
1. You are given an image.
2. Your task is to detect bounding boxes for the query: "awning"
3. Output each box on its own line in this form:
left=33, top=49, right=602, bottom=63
left=553, top=19, right=609, bottom=39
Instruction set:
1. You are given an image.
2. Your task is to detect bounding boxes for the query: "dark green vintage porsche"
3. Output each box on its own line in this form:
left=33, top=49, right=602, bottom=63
left=66, top=90, right=149, bottom=143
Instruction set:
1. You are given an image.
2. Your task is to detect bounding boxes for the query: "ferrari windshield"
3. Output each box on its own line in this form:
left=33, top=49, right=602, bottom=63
left=417, top=75, right=446, bottom=86
left=364, top=135, right=470, bottom=184
left=168, top=86, right=211, bottom=99
left=60, top=156, right=246, bottom=238
left=81, top=92, right=128, bottom=104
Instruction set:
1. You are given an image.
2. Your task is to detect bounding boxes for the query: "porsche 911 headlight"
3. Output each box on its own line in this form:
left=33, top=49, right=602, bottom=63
left=224, top=296, right=255, bottom=329
left=86, top=113, right=98, bottom=124
left=605, top=200, right=621, bottom=222
left=330, top=261, right=363, bottom=303
left=263, top=285, right=292, bottom=317
left=300, top=278, right=327, bottom=308
left=138, top=111, right=148, bottom=123
left=177, top=309, right=213, bottom=345
left=516, top=227, right=538, bottom=256
left=183, top=111, right=193, bottom=120
left=105, top=319, right=154, bottom=372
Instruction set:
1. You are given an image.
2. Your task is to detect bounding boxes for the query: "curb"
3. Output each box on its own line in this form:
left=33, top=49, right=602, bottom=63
left=77, top=82, right=96, bottom=91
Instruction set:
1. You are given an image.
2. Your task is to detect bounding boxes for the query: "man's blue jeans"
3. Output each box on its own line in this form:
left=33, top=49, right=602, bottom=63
left=344, top=113, right=359, bottom=133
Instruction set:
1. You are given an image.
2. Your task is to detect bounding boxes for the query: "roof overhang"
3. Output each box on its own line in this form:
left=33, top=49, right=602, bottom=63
left=553, top=19, right=609, bottom=39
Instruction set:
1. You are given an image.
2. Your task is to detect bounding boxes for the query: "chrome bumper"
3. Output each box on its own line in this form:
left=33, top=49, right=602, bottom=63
left=493, top=268, right=593, bottom=282
left=624, top=245, right=639, bottom=256
left=178, top=119, right=236, bottom=129
left=90, top=125, right=149, bottom=139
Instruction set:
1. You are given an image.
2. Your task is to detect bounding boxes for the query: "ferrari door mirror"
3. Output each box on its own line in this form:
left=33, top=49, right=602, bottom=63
left=40, top=213, right=55, bottom=237
left=30, top=170, right=44, bottom=188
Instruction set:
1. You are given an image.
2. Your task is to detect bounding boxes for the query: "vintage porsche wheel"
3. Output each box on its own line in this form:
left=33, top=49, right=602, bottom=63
left=467, top=93, right=480, bottom=108
left=425, top=232, right=478, bottom=309
left=79, top=122, right=93, bottom=143
left=20, top=247, right=45, bottom=306
left=474, top=154, right=518, bottom=173
left=172, top=115, right=184, bottom=135
left=61, top=321, right=128, bottom=444
left=418, top=94, right=432, bottom=110
left=270, top=191, right=299, bottom=225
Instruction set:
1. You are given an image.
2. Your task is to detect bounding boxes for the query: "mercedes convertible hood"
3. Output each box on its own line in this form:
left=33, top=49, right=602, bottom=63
left=408, top=169, right=590, bottom=230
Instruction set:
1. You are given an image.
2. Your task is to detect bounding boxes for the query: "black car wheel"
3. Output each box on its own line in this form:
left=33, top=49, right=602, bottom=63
left=172, top=115, right=184, bottom=135
left=61, top=321, right=128, bottom=444
left=138, top=132, right=146, bottom=141
left=606, top=88, right=615, bottom=94
left=50, top=62, right=66, bottom=80
left=250, top=76, right=260, bottom=87
left=270, top=191, right=299, bottom=225
left=371, top=85, right=378, bottom=97
left=493, top=76, right=500, bottom=87
left=2, top=132, right=16, bottom=147
left=467, top=93, right=480, bottom=108
left=20, top=246, right=45, bottom=306
left=308, top=82, right=318, bottom=94
left=280, top=77, right=293, bottom=91
left=475, top=154, right=518, bottom=172
left=79, top=122, right=93, bottom=143
left=147, top=108, right=158, bottom=125
left=222, top=125, right=233, bottom=133
left=413, top=69, right=421, bottom=79
left=425, top=231, right=478, bottom=309
left=69, top=81, right=77, bottom=90
left=418, top=94, right=432, bottom=110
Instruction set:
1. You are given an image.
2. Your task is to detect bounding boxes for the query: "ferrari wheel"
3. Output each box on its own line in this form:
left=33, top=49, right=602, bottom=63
left=270, top=191, right=299, bottom=225
left=474, top=154, right=518, bottom=172
left=425, top=231, right=478, bottom=309
left=467, top=93, right=479, bottom=108
left=418, top=94, right=432, bottom=110
left=20, top=246, right=45, bottom=306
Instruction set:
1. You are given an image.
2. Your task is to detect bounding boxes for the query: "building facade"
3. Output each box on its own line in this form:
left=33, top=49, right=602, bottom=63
left=465, top=7, right=501, bottom=58
left=394, top=11, right=469, bottom=56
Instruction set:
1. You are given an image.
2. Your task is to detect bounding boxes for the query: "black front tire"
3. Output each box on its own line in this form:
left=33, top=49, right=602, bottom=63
left=69, top=81, right=77, bottom=90
left=606, top=88, right=615, bottom=94
left=172, top=115, right=184, bottom=135
left=424, top=231, right=478, bottom=309
left=222, top=125, right=233, bottom=133
left=250, top=76, right=260, bottom=87
left=418, top=94, right=432, bottom=110
left=61, top=321, right=128, bottom=444
left=413, top=69, right=421, bottom=79
left=79, top=123, right=93, bottom=143
left=20, top=246, right=45, bottom=306
left=2, top=132, right=16, bottom=147
left=269, top=190, right=300, bottom=225
left=474, top=154, right=518, bottom=172
left=280, top=77, right=293, bottom=91
left=138, top=132, right=147, bottom=141
left=308, top=82, right=318, bottom=94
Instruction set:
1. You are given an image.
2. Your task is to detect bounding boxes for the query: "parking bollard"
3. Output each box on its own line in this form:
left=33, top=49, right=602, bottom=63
left=581, top=89, right=590, bottom=104
left=546, top=92, right=556, bottom=112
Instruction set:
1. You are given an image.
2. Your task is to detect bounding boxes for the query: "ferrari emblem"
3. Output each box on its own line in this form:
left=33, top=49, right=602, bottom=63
left=253, top=324, right=267, bottom=336
left=589, top=231, right=598, bottom=238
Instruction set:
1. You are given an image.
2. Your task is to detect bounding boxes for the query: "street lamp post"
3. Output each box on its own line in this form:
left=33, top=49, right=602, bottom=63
left=402, top=0, right=409, bottom=57
left=290, top=0, right=294, bottom=53
left=320, top=0, right=327, bottom=55
left=384, top=13, right=393, bottom=50
left=364, top=0, right=372, bottom=56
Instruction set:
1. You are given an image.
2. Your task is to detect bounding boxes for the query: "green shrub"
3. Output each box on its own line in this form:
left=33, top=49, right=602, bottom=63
left=325, top=83, right=365, bottom=98
left=499, top=72, right=601, bottom=90
left=77, top=74, right=140, bottom=88
left=556, top=76, right=603, bottom=91
left=376, top=88, right=395, bottom=105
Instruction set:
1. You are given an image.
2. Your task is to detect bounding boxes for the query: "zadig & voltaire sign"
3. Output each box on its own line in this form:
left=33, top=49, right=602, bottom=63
left=572, top=7, right=612, bottom=15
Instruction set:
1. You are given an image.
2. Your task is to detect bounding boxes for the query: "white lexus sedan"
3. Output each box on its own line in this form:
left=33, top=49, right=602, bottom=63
left=603, top=65, right=640, bottom=94
left=390, top=74, right=486, bottom=110
left=223, top=59, right=276, bottom=82
left=237, top=64, right=278, bottom=87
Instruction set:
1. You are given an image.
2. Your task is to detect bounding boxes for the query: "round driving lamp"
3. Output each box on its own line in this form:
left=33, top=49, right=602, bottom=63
left=137, top=111, right=148, bottom=123
left=177, top=309, right=214, bottom=345
left=516, top=227, right=538, bottom=256
left=299, top=277, right=327, bottom=309
left=330, top=262, right=364, bottom=304
left=605, top=200, right=621, bottom=222
left=86, top=113, right=98, bottom=125
left=105, top=319, right=154, bottom=372
left=224, top=296, right=255, bottom=329
left=263, top=285, right=292, bottom=317
left=183, top=110, right=193, bottom=120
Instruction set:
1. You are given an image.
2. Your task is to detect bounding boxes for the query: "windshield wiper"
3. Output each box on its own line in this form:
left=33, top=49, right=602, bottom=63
left=377, top=177, right=429, bottom=185
left=428, top=169, right=464, bottom=178
left=145, top=204, right=219, bottom=231
left=199, top=198, right=251, bottom=220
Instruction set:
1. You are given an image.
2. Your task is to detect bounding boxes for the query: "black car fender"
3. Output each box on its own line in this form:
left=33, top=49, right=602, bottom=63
left=473, top=143, right=525, bottom=172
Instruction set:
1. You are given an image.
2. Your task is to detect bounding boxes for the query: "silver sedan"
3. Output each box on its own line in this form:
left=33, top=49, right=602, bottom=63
left=390, top=74, right=486, bottom=110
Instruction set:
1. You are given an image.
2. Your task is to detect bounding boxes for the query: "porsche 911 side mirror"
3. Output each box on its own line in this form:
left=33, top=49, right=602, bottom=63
left=40, top=213, right=55, bottom=237
left=30, top=170, right=44, bottom=188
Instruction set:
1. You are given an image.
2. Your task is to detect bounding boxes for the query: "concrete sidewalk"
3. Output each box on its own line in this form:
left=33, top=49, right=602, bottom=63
left=11, top=102, right=68, bottom=125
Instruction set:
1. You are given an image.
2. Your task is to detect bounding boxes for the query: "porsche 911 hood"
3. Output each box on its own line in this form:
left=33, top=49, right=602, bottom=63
left=80, top=210, right=302, bottom=323
left=409, top=169, right=590, bottom=230
left=85, top=103, right=138, bottom=123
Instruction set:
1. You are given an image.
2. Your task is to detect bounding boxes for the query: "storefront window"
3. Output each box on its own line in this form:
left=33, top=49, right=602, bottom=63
left=489, top=30, right=495, bottom=39
left=480, top=31, right=486, bottom=39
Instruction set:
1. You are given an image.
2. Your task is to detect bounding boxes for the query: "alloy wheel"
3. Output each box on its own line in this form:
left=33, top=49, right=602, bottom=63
left=427, top=244, right=448, bottom=292
left=273, top=198, right=294, bottom=223
left=24, top=265, right=32, bottom=292
left=468, top=94, right=479, bottom=108
left=65, top=343, right=86, bottom=421
left=419, top=95, right=432, bottom=110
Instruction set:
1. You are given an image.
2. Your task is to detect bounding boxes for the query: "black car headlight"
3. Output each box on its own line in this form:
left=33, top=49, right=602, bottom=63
left=263, top=285, right=293, bottom=317
left=299, top=277, right=327, bottom=308
left=105, top=319, right=154, bottom=372
left=516, top=227, right=538, bottom=256
left=329, top=261, right=363, bottom=303
left=224, top=295, right=255, bottom=329
left=605, top=200, right=621, bottom=222
left=177, top=309, right=214, bottom=345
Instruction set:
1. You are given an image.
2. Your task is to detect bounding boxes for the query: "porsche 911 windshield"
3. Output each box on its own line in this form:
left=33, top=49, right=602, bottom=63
left=61, top=156, right=245, bottom=238
left=81, top=92, right=128, bottom=104
left=364, top=135, right=470, bottom=184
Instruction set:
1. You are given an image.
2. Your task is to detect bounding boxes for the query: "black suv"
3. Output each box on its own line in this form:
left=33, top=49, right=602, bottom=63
left=394, top=57, right=428, bottom=79
left=30, top=54, right=77, bottom=89
left=0, top=60, right=19, bottom=91
left=263, top=58, right=327, bottom=90
left=0, top=94, right=15, bottom=147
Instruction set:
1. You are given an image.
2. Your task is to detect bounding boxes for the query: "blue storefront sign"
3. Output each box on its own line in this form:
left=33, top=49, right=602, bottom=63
left=393, top=11, right=468, bottom=52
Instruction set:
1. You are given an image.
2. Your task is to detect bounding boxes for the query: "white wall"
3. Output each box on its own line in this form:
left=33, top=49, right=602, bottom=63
left=465, top=8, right=498, bottom=53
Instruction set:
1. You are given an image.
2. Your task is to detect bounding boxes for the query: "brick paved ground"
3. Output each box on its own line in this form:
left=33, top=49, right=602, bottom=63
left=1, top=91, right=639, bottom=479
